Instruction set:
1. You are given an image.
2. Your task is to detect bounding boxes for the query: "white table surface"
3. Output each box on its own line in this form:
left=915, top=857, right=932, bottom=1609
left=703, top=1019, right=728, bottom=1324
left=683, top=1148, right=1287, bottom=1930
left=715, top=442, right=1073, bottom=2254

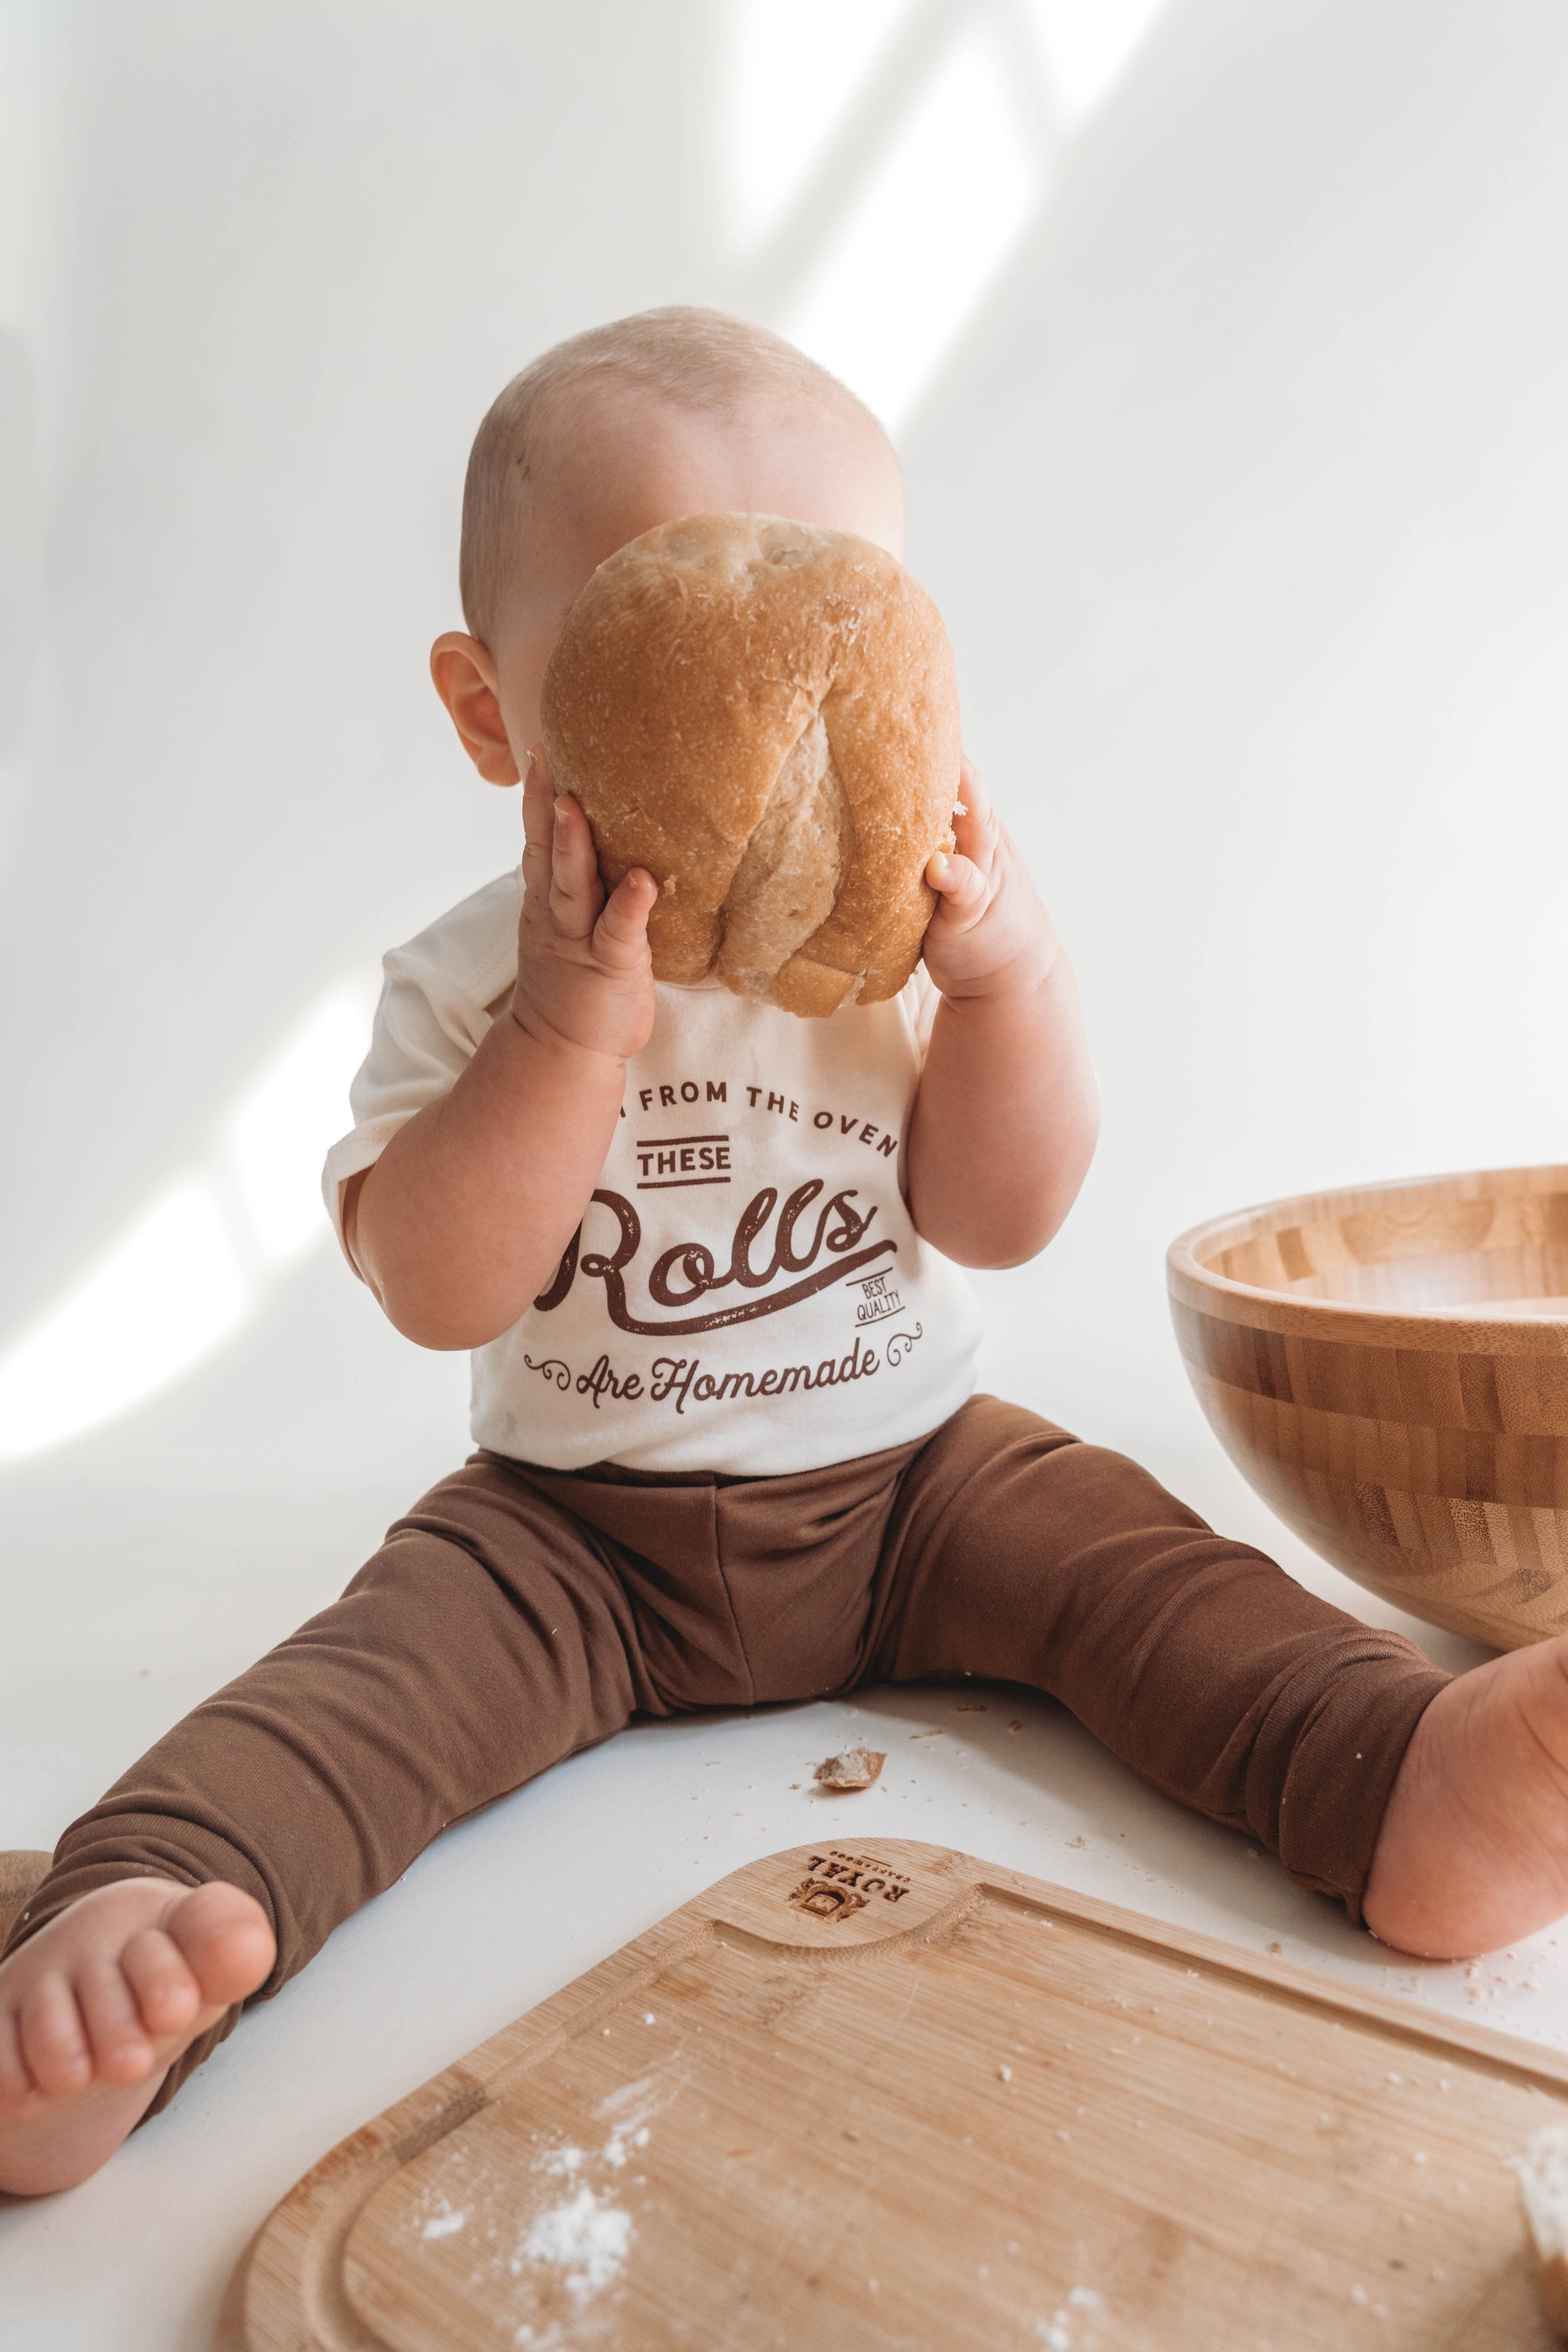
left=3, top=1456, right=1566, bottom=2350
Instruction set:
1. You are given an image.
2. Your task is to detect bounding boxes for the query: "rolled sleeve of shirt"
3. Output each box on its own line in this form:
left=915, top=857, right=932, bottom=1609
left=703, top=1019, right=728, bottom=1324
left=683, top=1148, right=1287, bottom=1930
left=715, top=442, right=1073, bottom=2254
left=319, top=875, right=519, bottom=1263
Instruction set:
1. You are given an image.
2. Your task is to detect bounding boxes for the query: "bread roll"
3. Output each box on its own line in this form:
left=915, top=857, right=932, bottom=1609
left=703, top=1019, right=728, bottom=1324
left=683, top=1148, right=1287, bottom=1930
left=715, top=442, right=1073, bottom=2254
left=539, top=512, right=961, bottom=1018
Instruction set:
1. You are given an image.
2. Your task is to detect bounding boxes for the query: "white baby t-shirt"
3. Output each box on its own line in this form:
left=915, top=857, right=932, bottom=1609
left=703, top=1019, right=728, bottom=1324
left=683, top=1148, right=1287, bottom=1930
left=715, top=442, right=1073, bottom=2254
left=321, top=869, right=982, bottom=1474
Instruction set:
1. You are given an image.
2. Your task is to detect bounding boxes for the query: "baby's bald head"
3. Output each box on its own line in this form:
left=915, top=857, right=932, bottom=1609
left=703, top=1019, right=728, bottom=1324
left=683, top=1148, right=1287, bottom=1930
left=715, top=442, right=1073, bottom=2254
left=435, top=308, right=905, bottom=789
left=459, top=307, right=904, bottom=648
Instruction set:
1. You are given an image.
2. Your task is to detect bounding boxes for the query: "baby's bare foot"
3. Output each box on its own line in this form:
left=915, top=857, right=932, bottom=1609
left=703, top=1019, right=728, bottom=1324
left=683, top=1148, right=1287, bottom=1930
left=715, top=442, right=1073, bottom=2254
left=1364, top=1632, right=1568, bottom=1958
left=0, top=1876, right=274, bottom=2194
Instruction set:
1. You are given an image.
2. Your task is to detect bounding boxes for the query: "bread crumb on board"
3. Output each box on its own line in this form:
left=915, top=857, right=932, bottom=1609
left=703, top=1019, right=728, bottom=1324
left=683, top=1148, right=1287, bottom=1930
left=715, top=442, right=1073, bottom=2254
left=814, top=1748, right=886, bottom=1791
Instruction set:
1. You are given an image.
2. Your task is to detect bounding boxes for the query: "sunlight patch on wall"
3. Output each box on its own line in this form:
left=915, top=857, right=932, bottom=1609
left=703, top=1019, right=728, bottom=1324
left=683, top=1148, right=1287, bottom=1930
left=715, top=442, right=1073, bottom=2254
left=724, top=0, right=1178, bottom=437
left=0, top=1183, right=249, bottom=1464
left=1024, top=0, right=1171, bottom=122
left=220, top=989, right=376, bottom=1269
left=782, top=20, right=1041, bottom=434
left=721, top=0, right=914, bottom=255
left=0, top=975, right=377, bottom=1466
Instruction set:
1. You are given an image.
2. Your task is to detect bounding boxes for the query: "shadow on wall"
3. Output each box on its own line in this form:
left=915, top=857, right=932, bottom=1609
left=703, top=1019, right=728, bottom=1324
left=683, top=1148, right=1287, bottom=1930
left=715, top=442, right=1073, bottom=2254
left=0, top=323, right=38, bottom=768
left=0, top=0, right=1176, bottom=1470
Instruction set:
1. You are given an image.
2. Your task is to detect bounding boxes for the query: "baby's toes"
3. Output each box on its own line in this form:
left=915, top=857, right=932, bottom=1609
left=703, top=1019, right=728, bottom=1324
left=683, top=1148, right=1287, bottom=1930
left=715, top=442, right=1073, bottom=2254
left=18, top=1971, right=92, bottom=2098
left=0, top=2005, right=40, bottom=2112
left=76, top=1953, right=158, bottom=2085
left=164, top=1883, right=274, bottom=2015
left=118, top=1925, right=201, bottom=2042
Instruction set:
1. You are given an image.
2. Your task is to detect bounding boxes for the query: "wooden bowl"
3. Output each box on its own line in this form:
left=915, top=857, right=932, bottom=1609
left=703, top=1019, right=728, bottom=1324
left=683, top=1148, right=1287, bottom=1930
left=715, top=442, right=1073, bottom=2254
left=1168, top=1165, right=1568, bottom=1650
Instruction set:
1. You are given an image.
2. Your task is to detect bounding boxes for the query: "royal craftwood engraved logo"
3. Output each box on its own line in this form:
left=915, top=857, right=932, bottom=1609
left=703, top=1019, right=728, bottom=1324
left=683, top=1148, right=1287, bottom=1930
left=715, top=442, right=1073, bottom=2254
left=787, top=1849, right=913, bottom=1922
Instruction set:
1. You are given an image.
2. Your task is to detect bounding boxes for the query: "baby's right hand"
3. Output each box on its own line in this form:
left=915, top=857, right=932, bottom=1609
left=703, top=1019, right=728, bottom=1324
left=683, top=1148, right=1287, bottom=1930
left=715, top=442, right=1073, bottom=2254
left=510, top=748, right=658, bottom=1064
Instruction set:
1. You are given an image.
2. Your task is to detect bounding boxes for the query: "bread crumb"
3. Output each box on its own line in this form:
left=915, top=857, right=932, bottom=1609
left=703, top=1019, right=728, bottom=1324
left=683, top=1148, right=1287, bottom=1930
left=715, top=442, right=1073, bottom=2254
left=1007, top=1719, right=1022, bottom=1733
left=998, top=2063, right=1013, bottom=2083
left=814, top=1748, right=886, bottom=1791
left=660, top=874, right=677, bottom=895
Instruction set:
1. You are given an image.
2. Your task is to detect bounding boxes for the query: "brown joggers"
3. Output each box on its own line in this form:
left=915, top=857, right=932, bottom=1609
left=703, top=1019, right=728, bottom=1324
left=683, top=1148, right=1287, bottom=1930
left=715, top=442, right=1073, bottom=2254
left=3, top=1396, right=1449, bottom=2117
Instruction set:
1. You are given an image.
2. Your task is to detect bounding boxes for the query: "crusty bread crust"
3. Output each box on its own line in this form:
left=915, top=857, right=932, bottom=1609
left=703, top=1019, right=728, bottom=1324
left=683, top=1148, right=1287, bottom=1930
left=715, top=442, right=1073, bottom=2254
left=539, top=512, right=961, bottom=1017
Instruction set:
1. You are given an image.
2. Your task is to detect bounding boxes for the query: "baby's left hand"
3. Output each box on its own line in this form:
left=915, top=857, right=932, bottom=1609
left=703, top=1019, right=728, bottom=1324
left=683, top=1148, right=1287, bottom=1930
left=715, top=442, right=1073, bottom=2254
left=921, top=755, right=1058, bottom=1001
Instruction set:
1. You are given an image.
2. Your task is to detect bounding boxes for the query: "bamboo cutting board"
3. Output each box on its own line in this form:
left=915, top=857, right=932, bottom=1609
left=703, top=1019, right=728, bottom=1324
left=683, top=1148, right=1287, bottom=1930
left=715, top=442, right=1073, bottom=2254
left=220, top=1841, right=1568, bottom=2350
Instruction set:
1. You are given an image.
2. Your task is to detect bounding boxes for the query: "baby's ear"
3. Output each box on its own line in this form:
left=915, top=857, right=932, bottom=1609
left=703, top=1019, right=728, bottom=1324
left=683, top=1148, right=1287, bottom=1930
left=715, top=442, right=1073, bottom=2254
left=430, top=632, right=520, bottom=786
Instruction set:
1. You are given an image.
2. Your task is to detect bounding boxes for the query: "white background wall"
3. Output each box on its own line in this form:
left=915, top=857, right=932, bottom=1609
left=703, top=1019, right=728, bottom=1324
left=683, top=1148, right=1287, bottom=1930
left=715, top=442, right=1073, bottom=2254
left=5, top=9, right=1568, bottom=2339
left=2, top=0, right=1567, bottom=1687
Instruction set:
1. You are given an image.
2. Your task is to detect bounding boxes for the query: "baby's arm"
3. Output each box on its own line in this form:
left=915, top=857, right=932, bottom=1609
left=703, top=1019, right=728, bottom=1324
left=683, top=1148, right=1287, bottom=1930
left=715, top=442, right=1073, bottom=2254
left=906, top=758, right=1100, bottom=1268
left=347, top=757, right=657, bottom=1349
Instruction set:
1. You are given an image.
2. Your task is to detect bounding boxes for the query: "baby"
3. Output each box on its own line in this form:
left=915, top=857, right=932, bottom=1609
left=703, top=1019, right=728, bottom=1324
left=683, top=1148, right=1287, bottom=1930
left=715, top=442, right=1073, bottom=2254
left=5, top=307, right=1568, bottom=2200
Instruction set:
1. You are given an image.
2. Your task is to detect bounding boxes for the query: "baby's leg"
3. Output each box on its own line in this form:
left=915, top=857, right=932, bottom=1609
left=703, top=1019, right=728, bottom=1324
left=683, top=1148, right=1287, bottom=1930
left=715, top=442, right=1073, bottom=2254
left=869, top=1396, right=1448, bottom=1927
left=0, top=1457, right=652, bottom=2194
